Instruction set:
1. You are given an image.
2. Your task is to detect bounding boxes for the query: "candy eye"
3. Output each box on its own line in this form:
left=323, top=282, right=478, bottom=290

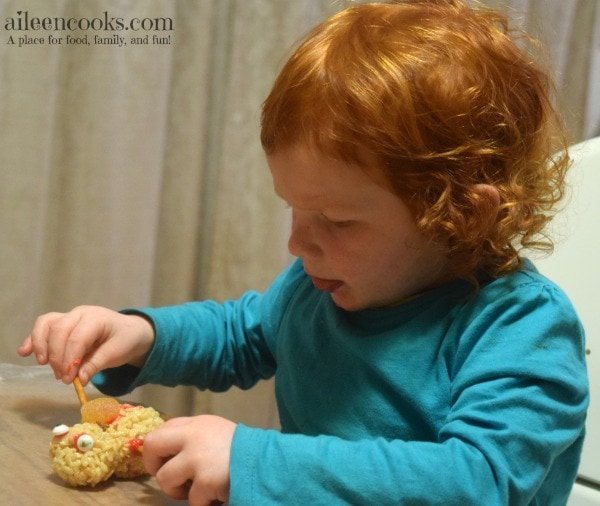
left=75, top=434, right=94, bottom=452
left=52, top=424, right=69, bottom=436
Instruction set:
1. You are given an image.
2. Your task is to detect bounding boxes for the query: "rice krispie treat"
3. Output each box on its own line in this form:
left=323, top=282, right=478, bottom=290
left=50, top=422, right=121, bottom=487
left=107, top=404, right=164, bottom=479
left=49, top=401, right=164, bottom=487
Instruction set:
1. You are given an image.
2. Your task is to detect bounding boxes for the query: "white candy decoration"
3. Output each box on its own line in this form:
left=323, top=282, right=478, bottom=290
left=52, top=424, right=69, bottom=436
left=76, top=434, right=94, bottom=452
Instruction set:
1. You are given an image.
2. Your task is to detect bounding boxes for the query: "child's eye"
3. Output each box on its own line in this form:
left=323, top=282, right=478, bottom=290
left=331, top=220, right=354, bottom=228
left=321, top=214, right=355, bottom=228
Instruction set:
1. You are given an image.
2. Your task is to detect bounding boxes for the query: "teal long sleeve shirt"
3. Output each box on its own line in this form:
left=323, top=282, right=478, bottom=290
left=94, top=259, right=589, bottom=505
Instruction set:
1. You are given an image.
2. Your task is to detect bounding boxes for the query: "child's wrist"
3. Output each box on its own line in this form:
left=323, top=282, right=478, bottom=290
left=127, top=314, right=156, bottom=368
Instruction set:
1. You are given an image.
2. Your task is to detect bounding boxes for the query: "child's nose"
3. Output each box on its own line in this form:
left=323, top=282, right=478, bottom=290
left=288, top=213, right=321, bottom=258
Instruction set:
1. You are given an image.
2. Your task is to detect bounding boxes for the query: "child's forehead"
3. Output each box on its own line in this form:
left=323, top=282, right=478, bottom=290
left=268, top=145, right=396, bottom=208
left=268, top=144, right=379, bottom=180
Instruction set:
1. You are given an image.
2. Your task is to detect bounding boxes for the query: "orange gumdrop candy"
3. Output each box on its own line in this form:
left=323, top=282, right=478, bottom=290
left=81, top=397, right=120, bottom=425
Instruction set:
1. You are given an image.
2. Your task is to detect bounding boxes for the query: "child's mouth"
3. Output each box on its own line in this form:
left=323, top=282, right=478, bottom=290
left=310, top=276, right=343, bottom=293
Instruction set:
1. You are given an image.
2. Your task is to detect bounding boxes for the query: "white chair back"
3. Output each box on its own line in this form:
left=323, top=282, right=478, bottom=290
left=536, top=136, right=600, bottom=500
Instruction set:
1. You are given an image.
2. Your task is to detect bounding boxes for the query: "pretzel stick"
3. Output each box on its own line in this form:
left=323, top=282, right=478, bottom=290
left=73, top=377, right=88, bottom=406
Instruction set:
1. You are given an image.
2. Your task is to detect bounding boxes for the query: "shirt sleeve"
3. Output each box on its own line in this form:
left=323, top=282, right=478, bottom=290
left=92, top=260, right=303, bottom=396
left=92, top=292, right=274, bottom=395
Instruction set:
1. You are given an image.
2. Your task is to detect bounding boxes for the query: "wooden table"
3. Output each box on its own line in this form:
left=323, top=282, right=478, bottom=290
left=0, top=364, right=182, bottom=505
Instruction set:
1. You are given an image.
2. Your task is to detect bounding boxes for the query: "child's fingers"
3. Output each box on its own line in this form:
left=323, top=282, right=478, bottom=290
left=75, top=347, right=110, bottom=385
left=17, top=336, right=34, bottom=358
left=28, top=312, right=65, bottom=367
left=143, top=421, right=196, bottom=501
left=143, top=418, right=195, bottom=478
left=144, top=416, right=232, bottom=505
left=60, top=314, right=106, bottom=383
left=44, top=311, right=83, bottom=381
left=143, top=422, right=184, bottom=475
left=153, top=456, right=192, bottom=501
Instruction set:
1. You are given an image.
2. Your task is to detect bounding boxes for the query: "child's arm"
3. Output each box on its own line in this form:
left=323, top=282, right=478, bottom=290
left=18, top=305, right=155, bottom=385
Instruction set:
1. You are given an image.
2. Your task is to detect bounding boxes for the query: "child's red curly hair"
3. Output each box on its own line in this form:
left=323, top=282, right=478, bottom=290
left=261, top=0, right=570, bottom=279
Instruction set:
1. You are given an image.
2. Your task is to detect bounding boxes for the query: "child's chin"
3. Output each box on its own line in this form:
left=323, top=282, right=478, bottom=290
left=330, top=292, right=367, bottom=312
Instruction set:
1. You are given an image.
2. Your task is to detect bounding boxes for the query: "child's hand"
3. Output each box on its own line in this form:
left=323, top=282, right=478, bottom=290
left=18, top=305, right=155, bottom=385
left=143, top=415, right=236, bottom=505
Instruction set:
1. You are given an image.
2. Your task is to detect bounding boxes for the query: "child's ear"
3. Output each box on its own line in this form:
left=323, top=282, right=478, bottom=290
left=472, top=184, right=500, bottom=232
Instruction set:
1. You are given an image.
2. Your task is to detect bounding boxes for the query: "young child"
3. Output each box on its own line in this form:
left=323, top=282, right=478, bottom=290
left=19, top=1, right=589, bottom=504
